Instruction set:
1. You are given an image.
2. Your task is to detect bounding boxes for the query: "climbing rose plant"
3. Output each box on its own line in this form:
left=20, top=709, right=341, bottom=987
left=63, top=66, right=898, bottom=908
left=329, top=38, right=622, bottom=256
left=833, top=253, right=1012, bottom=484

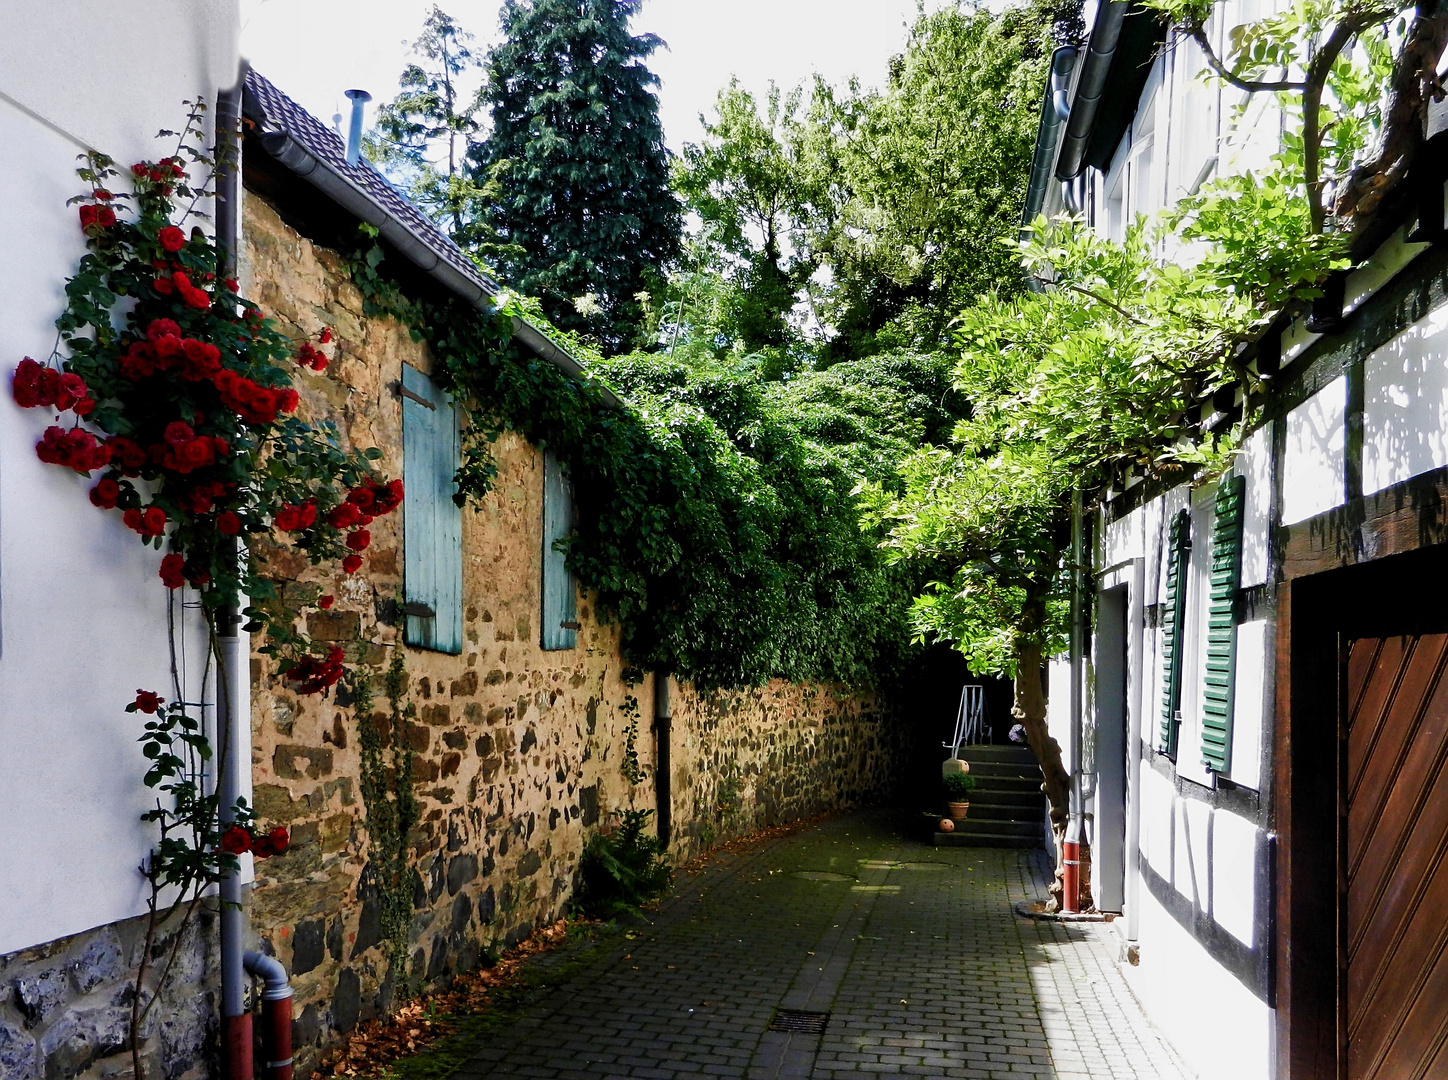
left=9, top=104, right=401, bottom=1064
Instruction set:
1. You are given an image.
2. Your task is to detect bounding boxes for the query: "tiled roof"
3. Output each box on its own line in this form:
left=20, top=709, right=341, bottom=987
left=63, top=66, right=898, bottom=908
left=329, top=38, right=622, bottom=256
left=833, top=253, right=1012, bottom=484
left=242, top=68, right=504, bottom=300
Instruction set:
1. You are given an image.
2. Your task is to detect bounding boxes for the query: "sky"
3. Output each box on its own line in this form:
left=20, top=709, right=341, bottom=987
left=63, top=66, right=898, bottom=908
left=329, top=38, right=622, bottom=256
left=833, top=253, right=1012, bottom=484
left=239, top=0, right=956, bottom=153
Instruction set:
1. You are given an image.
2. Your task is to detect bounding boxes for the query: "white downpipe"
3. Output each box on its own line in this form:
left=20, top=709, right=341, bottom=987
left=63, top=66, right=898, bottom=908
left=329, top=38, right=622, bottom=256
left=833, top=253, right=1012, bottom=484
left=1124, top=556, right=1145, bottom=942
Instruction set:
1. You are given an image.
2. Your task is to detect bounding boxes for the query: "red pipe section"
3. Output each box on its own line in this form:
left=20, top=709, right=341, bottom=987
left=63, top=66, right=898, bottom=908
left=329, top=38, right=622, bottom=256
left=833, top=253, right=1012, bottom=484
left=1062, top=836, right=1081, bottom=914
left=259, top=993, right=294, bottom=1080
left=224, top=1014, right=253, bottom=1080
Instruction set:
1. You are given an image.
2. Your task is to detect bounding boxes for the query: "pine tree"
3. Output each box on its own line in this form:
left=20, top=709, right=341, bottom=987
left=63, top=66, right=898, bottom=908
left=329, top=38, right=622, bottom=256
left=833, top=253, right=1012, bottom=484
left=476, top=0, right=681, bottom=350
left=367, top=7, right=503, bottom=255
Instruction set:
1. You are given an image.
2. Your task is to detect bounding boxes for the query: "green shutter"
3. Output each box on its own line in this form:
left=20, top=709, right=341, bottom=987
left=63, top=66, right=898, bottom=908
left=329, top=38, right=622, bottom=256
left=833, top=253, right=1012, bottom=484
left=1160, top=508, right=1191, bottom=755
left=1201, top=473, right=1246, bottom=773
left=541, top=450, right=577, bottom=650
left=402, top=365, right=463, bottom=654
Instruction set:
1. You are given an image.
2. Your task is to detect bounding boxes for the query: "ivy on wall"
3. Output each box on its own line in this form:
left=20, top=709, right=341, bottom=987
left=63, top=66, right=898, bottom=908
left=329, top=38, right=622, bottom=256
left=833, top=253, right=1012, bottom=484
left=346, top=233, right=929, bottom=691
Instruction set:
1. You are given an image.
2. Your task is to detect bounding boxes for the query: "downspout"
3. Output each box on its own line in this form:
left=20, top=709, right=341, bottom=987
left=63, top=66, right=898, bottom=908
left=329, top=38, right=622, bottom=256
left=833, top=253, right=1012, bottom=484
left=1063, top=488, right=1086, bottom=913
left=653, top=674, right=672, bottom=848
left=244, top=952, right=294, bottom=1080
left=215, top=69, right=254, bottom=1080
left=1055, top=0, right=1131, bottom=182
left=1021, top=45, right=1080, bottom=240
left=1123, top=556, right=1145, bottom=944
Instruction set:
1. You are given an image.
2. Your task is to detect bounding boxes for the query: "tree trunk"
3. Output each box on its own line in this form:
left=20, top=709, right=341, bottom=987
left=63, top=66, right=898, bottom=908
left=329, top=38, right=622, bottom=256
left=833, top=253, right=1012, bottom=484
left=1335, top=7, right=1448, bottom=219
left=1012, top=615, right=1094, bottom=912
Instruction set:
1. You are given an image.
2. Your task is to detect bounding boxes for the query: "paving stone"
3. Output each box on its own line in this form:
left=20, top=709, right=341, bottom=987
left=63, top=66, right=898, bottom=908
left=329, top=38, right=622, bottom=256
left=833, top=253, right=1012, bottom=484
left=426, top=811, right=1193, bottom=1080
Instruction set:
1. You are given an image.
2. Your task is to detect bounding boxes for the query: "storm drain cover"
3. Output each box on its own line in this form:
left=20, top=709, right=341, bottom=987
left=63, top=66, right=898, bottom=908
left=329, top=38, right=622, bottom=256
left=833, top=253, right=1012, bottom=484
left=768, top=1009, right=829, bottom=1035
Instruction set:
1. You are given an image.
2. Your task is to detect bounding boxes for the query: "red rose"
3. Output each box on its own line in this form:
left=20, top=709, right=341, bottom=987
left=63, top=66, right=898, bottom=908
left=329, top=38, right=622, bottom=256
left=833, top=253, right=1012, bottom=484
left=224, top=278, right=239, bottom=293
left=278, top=389, right=300, bottom=413
left=132, top=689, right=164, bottom=714
left=94, top=206, right=116, bottom=228
left=132, top=163, right=149, bottom=178
left=345, top=529, right=370, bottom=552
left=164, top=421, right=195, bottom=446
left=318, top=595, right=334, bottom=609
left=153, top=334, right=183, bottom=361
left=78, top=205, right=98, bottom=229
left=93, top=189, right=113, bottom=201
left=158, top=226, right=185, bottom=252
left=346, top=486, right=376, bottom=511
left=183, top=287, right=210, bottom=311
left=342, top=554, right=363, bottom=574
left=175, top=438, right=214, bottom=472
left=153, top=276, right=174, bottom=296
left=123, top=508, right=142, bottom=531
left=12, top=358, right=43, bottom=407
left=90, top=477, right=120, bottom=509
left=265, top=827, right=289, bottom=855
left=159, top=553, right=185, bottom=588
left=285, top=647, right=345, bottom=694
left=219, top=826, right=252, bottom=855
left=326, top=502, right=361, bottom=529
left=107, top=436, right=147, bottom=475
left=147, top=319, right=181, bottom=341
left=217, top=511, right=241, bottom=536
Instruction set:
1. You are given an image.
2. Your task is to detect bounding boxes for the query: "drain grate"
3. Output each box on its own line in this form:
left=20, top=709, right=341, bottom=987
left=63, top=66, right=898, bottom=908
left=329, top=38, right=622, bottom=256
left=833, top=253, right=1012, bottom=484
left=768, top=1009, right=829, bottom=1035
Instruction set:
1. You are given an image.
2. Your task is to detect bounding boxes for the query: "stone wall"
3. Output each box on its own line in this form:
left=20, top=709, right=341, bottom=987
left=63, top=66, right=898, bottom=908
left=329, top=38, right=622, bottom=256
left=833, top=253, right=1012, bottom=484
left=239, top=194, right=907, bottom=1068
left=0, top=911, right=216, bottom=1080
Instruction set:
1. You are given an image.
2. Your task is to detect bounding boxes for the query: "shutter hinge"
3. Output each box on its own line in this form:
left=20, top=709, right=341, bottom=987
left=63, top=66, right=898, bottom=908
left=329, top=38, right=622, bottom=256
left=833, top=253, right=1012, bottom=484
left=393, top=381, right=436, bottom=409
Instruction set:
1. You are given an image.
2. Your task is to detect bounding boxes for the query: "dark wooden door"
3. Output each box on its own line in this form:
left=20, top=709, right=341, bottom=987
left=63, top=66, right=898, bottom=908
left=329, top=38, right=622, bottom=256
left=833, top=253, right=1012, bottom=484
left=1343, top=633, right=1448, bottom=1078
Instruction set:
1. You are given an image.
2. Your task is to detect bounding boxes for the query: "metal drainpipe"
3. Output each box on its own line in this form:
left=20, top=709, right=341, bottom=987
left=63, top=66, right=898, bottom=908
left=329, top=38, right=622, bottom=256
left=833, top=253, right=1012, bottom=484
left=654, top=674, right=672, bottom=847
left=215, top=69, right=254, bottom=1080
left=244, top=953, right=294, bottom=1080
left=1063, top=488, right=1086, bottom=913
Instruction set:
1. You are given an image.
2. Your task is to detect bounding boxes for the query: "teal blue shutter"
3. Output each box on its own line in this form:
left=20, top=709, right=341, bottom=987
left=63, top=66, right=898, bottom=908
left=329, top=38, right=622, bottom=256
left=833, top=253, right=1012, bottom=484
left=1160, top=509, right=1191, bottom=755
left=1201, top=473, right=1246, bottom=772
left=541, top=450, right=577, bottom=650
left=402, top=365, right=462, bottom=654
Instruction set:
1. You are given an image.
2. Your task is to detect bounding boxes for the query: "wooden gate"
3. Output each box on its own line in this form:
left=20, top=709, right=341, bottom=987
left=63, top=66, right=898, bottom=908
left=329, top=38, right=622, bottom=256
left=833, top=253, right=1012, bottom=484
left=1342, top=633, right=1448, bottom=1078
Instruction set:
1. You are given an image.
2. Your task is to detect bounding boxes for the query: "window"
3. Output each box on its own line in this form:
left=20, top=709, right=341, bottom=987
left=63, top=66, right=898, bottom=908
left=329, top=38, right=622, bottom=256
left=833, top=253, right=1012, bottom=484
left=401, top=365, right=463, bottom=654
left=1159, top=508, right=1191, bottom=756
left=540, top=449, right=577, bottom=650
left=1201, top=473, right=1246, bottom=772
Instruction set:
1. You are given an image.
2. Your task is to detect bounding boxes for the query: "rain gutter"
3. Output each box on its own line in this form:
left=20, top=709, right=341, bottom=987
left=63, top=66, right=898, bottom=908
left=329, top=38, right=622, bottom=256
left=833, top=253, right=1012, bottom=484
left=1021, top=46, right=1081, bottom=233
left=1055, top=0, right=1131, bottom=181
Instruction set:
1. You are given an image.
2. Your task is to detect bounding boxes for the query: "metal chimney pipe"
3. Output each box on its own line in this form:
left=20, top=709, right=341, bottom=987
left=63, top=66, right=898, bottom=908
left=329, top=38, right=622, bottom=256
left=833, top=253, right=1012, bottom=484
left=344, top=89, right=371, bottom=166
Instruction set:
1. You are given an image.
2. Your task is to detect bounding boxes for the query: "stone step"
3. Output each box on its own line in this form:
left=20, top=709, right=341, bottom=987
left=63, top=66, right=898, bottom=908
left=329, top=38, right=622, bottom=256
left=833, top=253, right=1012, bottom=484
left=933, top=829, right=1043, bottom=849
left=969, top=788, right=1046, bottom=810
left=960, top=760, right=1043, bottom=781
left=957, top=744, right=1039, bottom=764
left=963, top=775, right=1042, bottom=795
left=948, top=816, right=1041, bottom=838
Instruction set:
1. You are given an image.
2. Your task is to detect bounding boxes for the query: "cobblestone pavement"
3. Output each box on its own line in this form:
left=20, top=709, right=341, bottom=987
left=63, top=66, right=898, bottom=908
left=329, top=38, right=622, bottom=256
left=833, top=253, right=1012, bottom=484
left=452, top=811, right=1192, bottom=1080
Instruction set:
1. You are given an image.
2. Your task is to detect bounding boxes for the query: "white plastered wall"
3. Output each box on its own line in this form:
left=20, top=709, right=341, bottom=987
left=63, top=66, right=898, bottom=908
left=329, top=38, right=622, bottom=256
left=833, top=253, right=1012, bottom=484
left=1364, top=298, right=1448, bottom=495
left=0, top=1, right=241, bottom=954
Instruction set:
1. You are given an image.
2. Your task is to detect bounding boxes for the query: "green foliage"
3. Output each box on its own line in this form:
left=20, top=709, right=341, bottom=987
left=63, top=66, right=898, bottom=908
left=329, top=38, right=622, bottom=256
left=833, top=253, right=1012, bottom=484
left=348, top=236, right=925, bottom=690
left=574, top=809, right=673, bottom=919
left=942, top=771, right=977, bottom=799
left=821, top=0, right=1082, bottom=355
left=353, top=653, right=420, bottom=978
left=475, top=0, right=682, bottom=349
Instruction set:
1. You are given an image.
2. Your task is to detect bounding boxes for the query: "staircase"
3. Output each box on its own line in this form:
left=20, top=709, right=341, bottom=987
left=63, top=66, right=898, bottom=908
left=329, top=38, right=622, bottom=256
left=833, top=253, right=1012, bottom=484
left=934, top=744, right=1046, bottom=849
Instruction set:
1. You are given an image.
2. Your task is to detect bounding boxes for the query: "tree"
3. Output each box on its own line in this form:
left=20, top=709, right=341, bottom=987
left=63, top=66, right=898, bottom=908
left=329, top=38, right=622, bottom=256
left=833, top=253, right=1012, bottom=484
left=821, top=0, right=1082, bottom=357
left=475, top=0, right=682, bottom=350
left=368, top=7, right=494, bottom=248
left=672, top=80, right=847, bottom=373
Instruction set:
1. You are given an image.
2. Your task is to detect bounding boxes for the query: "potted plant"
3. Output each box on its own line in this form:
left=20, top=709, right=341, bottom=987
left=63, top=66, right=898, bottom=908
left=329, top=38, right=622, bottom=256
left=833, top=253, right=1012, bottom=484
left=943, top=771, right=976, bottom=820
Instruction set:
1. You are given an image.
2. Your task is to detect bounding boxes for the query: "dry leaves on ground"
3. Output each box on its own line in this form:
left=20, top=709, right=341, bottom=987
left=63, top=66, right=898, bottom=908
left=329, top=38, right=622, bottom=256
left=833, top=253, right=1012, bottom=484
left=311, top=918, right=575, bottom=1078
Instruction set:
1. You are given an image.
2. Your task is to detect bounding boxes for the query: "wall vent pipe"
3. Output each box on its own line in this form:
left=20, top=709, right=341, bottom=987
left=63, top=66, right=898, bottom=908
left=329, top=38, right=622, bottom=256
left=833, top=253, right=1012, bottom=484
left=344, top=89, right=370, bottom=166
left=654, top=674, right=672, bottom=847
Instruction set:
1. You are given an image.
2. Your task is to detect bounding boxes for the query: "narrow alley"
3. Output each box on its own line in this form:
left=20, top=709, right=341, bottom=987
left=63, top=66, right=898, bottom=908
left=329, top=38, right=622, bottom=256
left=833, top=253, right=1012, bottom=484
left=444, top=812, right=1190, bottom=1080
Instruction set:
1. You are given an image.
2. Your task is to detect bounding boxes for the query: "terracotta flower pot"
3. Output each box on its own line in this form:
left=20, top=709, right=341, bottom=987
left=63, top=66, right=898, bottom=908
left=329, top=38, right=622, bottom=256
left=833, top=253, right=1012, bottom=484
left=946, top=800, right=969, bottom=821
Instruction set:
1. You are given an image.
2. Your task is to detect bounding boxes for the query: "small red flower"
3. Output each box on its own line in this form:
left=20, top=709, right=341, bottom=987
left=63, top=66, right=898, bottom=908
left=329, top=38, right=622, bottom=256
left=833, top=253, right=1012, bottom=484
left=345, top=529, right=371, bottom=552
left=318, top=328, right=333, bottom=344
left=132, top=689, right=164, bottom=714
left=318, top=595, right=334, bottom=609
left=326, top=502, right=362, bottom=529
left=90, top=477, right=121, bottom=509
left=217, top=511, right=242, bottom=536
left=159, top=553, right=185, bottom=588
left=219, top=826, right=252, bottom=855
left=157, top=226, right=185, bottom=252
left=342, top=554, right=363, bottom=574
